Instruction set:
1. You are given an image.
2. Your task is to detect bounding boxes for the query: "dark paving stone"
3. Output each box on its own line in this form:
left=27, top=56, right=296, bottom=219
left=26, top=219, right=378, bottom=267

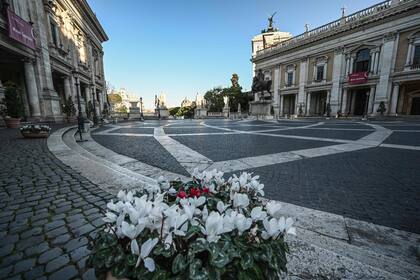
left=228, top=147, right=420, bottom=233
left=45, top=254, right=69, bottom=273
left=82, top=268, right=96, bottom=280
left=111, top=127, right=154, bottom=134
left=163, top=127, right=223, bottom=134
left=382, top=125, right=420, bottom=131
left=92, top=135, right=189, bottom=176
left=384, top=132, right=420, bottom=146
left=70, top=246, right=90, bottom=262
left=260, top=128, right=372, bottom=140
left=13, top=258, right=36, bottom=274
left=38, top=248, right=63, bottom=264
left=48, top=265, right=78, bottom=280
left=64, top=237, right=88, bottom=253
left=23, top=265, right=45, bottom=279
left=172, top=134, right=334, bottom=161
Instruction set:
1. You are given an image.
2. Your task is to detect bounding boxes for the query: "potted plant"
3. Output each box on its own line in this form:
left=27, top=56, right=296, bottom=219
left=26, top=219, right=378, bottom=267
left=376, top=101, right=386, bottom=115
left=63, top=96, right=76, bottom=122
left=3, top=81, right=24, bottom=128
left=88, top=169, right=296, bottom=280
left=20, top=124, right=51, bottom=138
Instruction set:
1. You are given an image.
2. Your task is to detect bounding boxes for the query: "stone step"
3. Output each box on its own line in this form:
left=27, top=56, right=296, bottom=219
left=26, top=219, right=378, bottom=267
left=278, top=202, right=420, bottom=279
left=48, top=127, right=157, bottom=194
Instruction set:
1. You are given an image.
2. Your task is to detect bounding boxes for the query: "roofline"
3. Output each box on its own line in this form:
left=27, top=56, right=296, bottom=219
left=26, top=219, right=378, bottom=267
left=77, top=0, right=108, bottom=42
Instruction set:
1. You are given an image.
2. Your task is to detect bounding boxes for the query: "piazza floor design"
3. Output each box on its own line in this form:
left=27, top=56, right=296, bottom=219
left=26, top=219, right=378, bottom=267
left=91, top=119, right=420, bottom=233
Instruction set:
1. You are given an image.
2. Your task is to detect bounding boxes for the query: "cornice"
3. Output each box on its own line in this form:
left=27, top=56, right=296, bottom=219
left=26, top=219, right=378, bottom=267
left=254, top=0, right=418, bottom=62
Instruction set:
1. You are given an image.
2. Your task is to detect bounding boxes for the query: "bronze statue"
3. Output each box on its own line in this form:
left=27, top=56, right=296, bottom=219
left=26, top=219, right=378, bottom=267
left=252, top=69, right=272, bottom=99
left=268, top=12, right=276, bottom=29
left=231, top=73, right=239, bottom=88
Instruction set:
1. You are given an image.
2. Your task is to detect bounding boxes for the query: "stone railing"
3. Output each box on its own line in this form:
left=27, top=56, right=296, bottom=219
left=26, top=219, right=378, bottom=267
left=255, top=0, right=414, bottom=58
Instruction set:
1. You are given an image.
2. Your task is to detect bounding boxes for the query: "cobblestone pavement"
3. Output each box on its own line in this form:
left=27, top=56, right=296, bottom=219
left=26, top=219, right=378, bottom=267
left=92, top=119, right=420, bottom=234
left=0, top=126, right=113, bottom=280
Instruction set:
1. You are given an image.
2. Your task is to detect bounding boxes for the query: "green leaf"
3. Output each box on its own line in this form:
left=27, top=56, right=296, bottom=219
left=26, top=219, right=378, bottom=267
left=172, top=253, right=188, bottom=274
left=189, top=239, right=208, bottom=254
left=209, top=244, right=231, bottom=268
left=240, top=251, right=254, bottom=270
left=188, top=259, right=208, bottom=280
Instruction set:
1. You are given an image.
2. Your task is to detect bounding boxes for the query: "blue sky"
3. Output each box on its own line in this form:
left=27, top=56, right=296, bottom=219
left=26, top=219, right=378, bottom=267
left=87, top=0, right=380, bottom=109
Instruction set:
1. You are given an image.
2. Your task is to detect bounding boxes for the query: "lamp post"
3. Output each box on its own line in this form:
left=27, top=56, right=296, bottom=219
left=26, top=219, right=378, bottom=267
left=90, top=83, right=99, bottom=126
left=139, top=97, right=144, bottom=120
left=73, top=70, right=86, bottom=142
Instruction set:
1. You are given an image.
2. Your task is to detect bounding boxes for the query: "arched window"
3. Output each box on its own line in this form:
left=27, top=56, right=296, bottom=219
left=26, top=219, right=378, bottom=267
left=354, top=49, right=370, bottom=72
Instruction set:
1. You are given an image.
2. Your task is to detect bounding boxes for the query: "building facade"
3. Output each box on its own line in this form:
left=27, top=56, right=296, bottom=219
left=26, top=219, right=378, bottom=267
left=252, top=0, right=420, bottom=117
left=0, top=0, right=108, bottom=122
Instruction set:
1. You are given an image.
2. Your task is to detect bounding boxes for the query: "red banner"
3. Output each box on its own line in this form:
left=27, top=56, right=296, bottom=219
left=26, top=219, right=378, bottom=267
left=7, top=8, right=36, bottom=49
left=348, top=72, right=368, bottom=85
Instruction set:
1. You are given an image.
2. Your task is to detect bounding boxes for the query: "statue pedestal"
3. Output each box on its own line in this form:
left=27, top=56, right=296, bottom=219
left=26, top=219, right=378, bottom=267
left=250, top=100, right=273, bottom=117
left=223, top=107, right=230, bottom=118
left=194, top=108, right=208, bottom=119
left=155, top=108, right=169, bottom=119
left=129, top=102, right=141, bottom=120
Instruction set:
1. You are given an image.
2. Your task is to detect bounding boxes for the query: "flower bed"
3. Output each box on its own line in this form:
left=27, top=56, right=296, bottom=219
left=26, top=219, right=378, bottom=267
left=20, top=124, right=51, bottom=138
left=88, top=169, right=296, bottom=279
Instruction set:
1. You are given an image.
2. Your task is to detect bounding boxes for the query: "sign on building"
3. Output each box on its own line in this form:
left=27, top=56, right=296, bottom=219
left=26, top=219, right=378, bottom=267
left=348, top=72, right=368, bottom=85
left=7, top=8, right=36, bottom=49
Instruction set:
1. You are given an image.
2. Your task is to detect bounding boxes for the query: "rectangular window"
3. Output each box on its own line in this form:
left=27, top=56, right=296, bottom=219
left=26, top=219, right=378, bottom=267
left=50, top=21, right=58, bottom=46
left=316, top=65, right=324, bottom=81
left=413, top=45, right=420, bottom=66
left=287, top=72, right=293, bottom=86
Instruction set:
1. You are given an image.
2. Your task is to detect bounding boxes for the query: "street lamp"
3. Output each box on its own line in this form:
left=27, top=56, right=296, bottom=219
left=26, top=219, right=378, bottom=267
left=139, top=97, right=144, bottom=120
left=73, top=70, right=86, bottom=142
left=90, top=83, right=99, bottom=126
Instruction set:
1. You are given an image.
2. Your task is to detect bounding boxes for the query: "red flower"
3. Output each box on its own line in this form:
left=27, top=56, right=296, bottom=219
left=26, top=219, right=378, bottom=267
left=203, top=187, right=210, bottom=194
left=177, top=191, right=187, bottom=199
left=189, top=188, right=201, bottom=197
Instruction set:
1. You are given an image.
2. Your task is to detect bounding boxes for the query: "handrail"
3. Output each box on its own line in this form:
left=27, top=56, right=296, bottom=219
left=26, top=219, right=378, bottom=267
left=255, top=0, right=413, bottom=57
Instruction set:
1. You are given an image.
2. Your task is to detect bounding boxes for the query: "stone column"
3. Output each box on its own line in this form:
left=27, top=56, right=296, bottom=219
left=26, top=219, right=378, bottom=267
left=373, top=52, right=380, bottom=74
left=63, top=76, right=71, bottom=100
left=306, top=92, right=311, bottom=116
left=349, top=55, right=355, bottom=74
left=367, top=85, right=376, bottom=115
left=405, top=42, right=413, bottom=68
left=84, top=86, right=91, bottom=104
left=331, top=47, right=344, bottom=115
left=345, top=56, right=350, bottom=75
left=397, top=86, right=405, bottom=114
left=390, top=83, right=400, bottom=115
left=273, top=67, right=280, bottom=116
left=341, top=88, right=348, bottom=114
left=298, top=58, right=308, bottom=113
left=374, top=33, right=397, bottom=114
left=279, top=95, right=284, bottom=116
left=23, top=59, right=41, bottom=117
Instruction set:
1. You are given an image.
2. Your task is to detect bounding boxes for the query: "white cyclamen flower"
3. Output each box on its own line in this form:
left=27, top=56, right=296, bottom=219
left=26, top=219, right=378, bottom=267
left=278, top=217, right=296, bottom=236
left=234, top=214, right=252, bottom=235
left=266, top=201, right=282, bottom=218
left=250, top=206, right=267, bottom=221
left=261, top=218, right=280, bottom=240
left=250, top=179, right=264, bottom=196
left=121, top=221, right=145, bottom=240
left=201, top=211, right=224, bottom=243
left=131, top=238, right=159, bottom=271
left=216, top=201, right=230, bottom=214
left=232, top=193, right=249, bottom=209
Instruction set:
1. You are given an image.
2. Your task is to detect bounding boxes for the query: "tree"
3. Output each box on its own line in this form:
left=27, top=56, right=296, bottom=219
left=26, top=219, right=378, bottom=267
left=108, top=93, right=122, bottom=105
left=169, top=107, right=180, bottom=116
left=4, top=81, right=24, bottom=118
left=63, top=96, right=76, bottom=122
left=204, top=87, right=224, bottom=112
left=115, top=105, right=128, bottom=114
left=176, top=105, right=196, bottom=119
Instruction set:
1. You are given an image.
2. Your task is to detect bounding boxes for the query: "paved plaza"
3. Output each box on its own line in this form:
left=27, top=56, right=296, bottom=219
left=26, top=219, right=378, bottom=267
left=1, top=119, right=420, bottom=279
left=92, top=119, right=420, bottom=233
